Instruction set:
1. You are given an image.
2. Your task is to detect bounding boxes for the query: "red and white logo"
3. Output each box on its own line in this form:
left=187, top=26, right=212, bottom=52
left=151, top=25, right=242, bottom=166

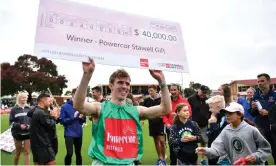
left=140, top=58, right=149, bottom=67
left=104, top=118, right=138, bottom=158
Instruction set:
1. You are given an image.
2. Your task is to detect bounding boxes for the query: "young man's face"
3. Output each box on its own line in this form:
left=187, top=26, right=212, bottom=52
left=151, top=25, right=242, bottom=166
left=148, top=88, right=157, bottom=98
left=170, top=85, right=180, bottom=98
left=41, top=97, right=52, bottom=109
left=257, top=76, right=270, bottom=90
left=92, top=90, right=100, bottom=99
left=226, top=111, right=242, bottom=124
left=110, top=77, right=130, bottom=101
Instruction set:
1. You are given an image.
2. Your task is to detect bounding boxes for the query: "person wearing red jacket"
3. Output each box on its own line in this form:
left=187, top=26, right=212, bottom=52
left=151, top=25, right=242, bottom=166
left=163, top=84, right=191, bottom=165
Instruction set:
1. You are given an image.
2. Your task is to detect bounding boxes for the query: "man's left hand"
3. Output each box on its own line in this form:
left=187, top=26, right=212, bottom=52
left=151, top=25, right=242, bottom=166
left=149, top=70, right=165, bottom=84
left=259, top=109, right=268, bottom=116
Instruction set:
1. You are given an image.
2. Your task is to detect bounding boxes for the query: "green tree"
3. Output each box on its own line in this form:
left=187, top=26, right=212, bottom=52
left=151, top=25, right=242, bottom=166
left=2, top=54, right=68, bottom=102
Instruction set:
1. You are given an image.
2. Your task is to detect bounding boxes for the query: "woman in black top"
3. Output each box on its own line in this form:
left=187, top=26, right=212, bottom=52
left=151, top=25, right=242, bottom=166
left=9, top=92, right=31, bottom=165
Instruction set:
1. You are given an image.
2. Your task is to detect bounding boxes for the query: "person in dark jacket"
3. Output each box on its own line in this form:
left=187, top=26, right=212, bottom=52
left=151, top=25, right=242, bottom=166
left=143, top=85, right=167, bottom=165
left=28, top=93, right=60, bottom=165
left=269, top=104, right=276, bottom=163
left=27, top=96, right=60, bottom=156
left=188, top=85, right=210, bottom=165
left=207, top=83, right=232, bottom=165
left=169, top=103, right=202, bottom=165
left=9, top=92, right=31, bottom=165
left=60, top=88, right=86, bottom=165
left=249, top=73, right=276, bottom=164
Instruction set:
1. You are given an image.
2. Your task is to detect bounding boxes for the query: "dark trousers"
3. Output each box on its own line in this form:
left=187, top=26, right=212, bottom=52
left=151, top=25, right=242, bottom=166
left=64, top=136, right=82, bottom=165
left=272, top=133, right=276, bottom=164
left=52, top=137, right=58, bottom=155
left=266, top=130, right=276, bottom=164
left=166, top=128, right=177, bottom=165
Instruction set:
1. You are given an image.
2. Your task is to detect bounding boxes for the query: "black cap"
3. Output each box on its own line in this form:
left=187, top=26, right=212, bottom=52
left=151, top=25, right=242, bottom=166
left=200, top=85, right=209, bottom=93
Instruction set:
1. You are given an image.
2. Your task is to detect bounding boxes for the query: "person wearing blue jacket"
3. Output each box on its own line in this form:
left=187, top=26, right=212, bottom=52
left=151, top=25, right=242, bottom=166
left=249, top=73, right=276, bottom=164
left=237, top=87, right=256, bottom=122
left=60, top=88, right=86, bottom=165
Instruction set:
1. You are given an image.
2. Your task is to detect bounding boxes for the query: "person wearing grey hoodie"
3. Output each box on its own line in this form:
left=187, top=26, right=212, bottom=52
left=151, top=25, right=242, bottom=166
left=196, top=102, right=272, bottom=165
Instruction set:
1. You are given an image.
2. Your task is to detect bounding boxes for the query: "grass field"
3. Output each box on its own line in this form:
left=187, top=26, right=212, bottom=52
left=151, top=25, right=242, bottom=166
left=1, top=114, right=274, bottom=165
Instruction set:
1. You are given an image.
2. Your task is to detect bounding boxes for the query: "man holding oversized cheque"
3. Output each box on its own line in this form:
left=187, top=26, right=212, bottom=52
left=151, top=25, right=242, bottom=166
left=34, top=1, right=188, bottom=164
left=73, top=58, right=171, bottom=165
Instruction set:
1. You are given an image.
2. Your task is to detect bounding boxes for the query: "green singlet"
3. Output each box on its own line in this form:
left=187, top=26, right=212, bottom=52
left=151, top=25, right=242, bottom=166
left=88, top=100, right=143, bottom=165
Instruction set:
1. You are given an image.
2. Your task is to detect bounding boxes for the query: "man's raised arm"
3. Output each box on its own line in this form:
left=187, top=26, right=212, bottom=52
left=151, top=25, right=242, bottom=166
left=73, top=58, right=100, bottom=116
left=139, top=70, right=171, bottom=119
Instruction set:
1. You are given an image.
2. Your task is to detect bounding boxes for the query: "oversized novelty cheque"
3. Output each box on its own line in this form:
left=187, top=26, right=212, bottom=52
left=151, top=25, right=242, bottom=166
left=34, top=0, right=188, bottom=72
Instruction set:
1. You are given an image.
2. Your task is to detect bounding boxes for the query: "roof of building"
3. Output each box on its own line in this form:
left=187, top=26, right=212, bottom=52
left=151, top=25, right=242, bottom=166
left=230, top=78, right=276, bottom=86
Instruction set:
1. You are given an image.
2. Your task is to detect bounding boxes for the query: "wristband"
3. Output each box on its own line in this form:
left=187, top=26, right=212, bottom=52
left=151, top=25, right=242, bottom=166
left=160, top=83, right=166, bottom=89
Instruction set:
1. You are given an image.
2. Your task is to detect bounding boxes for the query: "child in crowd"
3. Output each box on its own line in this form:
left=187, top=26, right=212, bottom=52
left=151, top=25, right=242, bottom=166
left=169, top=103, right=202, bottom=165
left=196, top=102, right=272, bottom=165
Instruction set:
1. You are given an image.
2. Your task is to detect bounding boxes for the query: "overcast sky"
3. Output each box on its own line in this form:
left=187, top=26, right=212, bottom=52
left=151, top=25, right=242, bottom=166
left=1, top=0, right=275, bottom=92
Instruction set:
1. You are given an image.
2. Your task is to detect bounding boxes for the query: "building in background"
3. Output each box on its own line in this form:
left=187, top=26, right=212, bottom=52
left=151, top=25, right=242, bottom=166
left=230, top=78, right=276, bottom=96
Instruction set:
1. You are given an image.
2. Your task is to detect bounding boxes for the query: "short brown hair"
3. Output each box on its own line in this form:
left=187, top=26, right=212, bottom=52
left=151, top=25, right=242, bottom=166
left=257, top=73, right=270, bottom=81
left=109, top=69, right=131, bottom=84
left=148, top=85, right=157, bottom=90
left=92, top=86, right=102, bottom=94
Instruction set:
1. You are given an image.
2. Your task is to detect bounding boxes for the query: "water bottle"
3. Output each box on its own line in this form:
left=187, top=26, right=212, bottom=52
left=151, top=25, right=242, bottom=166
left=255, top=100, right=262, bottom=111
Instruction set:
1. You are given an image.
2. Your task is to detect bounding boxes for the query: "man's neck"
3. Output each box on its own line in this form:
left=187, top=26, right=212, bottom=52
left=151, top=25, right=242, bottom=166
left=110, top=98, right=125, bottom=106
left=172, top=95, right=179, bottom=101
left=96, top=96, right=103, bottom=102
left=261, top=87, right=270, bottom=95
left=231, top=120, right=242, bottom=128
left=179, top=117, right=188, bottom=124
left=150, top=94, right=157, bottom=99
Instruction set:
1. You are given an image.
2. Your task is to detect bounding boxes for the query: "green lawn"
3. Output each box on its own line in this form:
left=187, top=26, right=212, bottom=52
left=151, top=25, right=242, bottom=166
left=1, top=114, right=274, bottom=165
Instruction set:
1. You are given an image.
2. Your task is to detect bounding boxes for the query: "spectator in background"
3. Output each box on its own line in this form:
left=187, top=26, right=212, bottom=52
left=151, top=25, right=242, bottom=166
left=249, top=73, right=276, bottom=164
left=89, top=86, right=106, bottom=122
left=143, top=85, right=166, bottom=165
left=92, top=86, right=106, bottom=103
left=188, top=85, right=210, bottom=165
left=60, top=88, right=86, bottom=165
left=268, top=104, right=276, bottom=164
left=163, top=84, right=191, bottom=165
left=237, top=87, right=256, bottom=122
left=29, top=93, right=59, bottom=165
left=207, top=83, right=233, bottom=165
left=9, top=92, right=31, bottom=165
left=169, top=103, right=202, bottom=165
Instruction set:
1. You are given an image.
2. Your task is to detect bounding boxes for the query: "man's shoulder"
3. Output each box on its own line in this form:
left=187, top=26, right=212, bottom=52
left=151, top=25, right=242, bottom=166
left=33, top=107, right=46, bottom=115
left=180, top=97, right=189, bottom=103
left=143, top=97, right=151, bottom=101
